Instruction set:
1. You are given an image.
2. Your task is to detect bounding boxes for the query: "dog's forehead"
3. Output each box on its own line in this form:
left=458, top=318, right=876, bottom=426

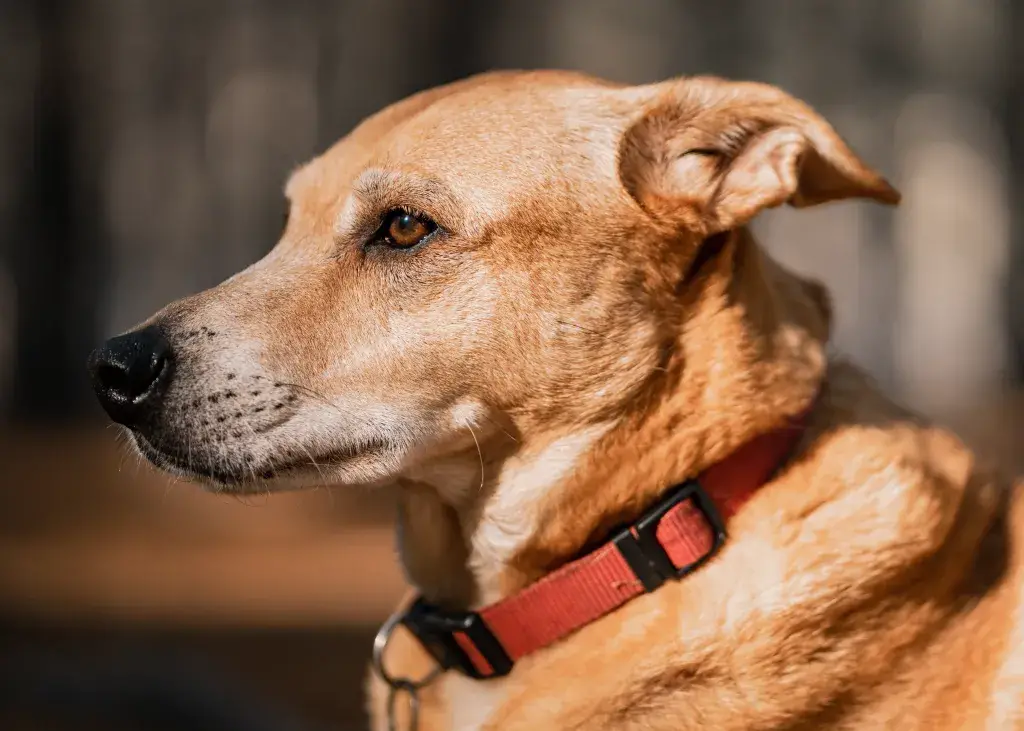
left=389, top=79, right=627, bottom=158
left=286, top=74, right=640, bottom=221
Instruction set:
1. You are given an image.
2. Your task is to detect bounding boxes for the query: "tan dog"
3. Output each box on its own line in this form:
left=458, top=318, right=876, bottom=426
left=87, top=71, right=1024, bottom=730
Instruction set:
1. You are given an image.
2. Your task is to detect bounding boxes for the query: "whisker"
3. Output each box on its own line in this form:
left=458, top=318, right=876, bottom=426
left=481, top=413, right=519, bottom=444
left=274, top=381, right=345, bottom=415
left=298, top=441, right=328, bottom=486
left=556, top=319, right=608, bottom=339
left=466, top=422, right=485, bottom=492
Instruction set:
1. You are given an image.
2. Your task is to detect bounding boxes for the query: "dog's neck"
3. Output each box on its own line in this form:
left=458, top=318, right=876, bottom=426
left=397, top=228, right=830, bottom=609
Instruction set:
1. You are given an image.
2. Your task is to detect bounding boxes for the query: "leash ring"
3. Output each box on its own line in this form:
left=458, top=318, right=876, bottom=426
left=386, top=679, right=420, bottom=731
left=372, top=607, right=443, bottom=690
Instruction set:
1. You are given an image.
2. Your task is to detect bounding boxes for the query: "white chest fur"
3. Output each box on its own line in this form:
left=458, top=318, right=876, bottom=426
left=470, top=423, right=613, bottom=605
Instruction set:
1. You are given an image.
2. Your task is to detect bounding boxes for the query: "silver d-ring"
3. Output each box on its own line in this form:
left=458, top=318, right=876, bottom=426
left=386, top=680, right=420, bottom=731
left=373, top=608, right=443, bottom=690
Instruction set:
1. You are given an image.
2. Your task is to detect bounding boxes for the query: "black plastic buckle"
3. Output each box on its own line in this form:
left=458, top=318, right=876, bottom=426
left=400, top=596, right=513, bottom=679
left=612, top=479, right=727, bottom=592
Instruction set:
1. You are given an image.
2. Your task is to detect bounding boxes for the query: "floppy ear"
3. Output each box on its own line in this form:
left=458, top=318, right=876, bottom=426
left=618, top=77, right=901, bottom=233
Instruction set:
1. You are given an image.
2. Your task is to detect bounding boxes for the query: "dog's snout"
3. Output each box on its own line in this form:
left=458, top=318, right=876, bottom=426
left=87, top=325, right=173, bottom=426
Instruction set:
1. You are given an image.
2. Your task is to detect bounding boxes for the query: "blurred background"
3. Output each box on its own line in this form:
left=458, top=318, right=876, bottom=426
left=1, top=1, right=1022, bottom=729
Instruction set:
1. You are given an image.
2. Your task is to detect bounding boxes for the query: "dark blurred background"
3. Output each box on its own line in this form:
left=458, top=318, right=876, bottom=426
left=1, top=1, right=1022, bottom=729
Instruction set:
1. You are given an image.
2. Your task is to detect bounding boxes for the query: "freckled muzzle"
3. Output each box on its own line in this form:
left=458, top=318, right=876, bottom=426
left=88, top=318, right=309, bottom=484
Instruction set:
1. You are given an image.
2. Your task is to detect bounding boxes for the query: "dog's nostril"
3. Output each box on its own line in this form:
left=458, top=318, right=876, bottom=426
left=95, top=362, right=135, bottom=398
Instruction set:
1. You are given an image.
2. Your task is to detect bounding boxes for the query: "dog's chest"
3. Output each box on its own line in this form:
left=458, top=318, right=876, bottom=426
left=444, top=673, right=509, bottom=731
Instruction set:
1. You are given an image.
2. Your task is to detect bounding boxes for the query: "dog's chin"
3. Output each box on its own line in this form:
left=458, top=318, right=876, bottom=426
left=129, top=431, right=395, bottom=494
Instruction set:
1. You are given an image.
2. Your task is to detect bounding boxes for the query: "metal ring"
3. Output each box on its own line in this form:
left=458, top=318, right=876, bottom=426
left=372, top=608, right=443, bottom=690
left=386, top=680, right=420, bottom=731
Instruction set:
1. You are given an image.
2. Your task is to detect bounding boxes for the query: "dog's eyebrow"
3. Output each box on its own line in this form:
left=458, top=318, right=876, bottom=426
left=351, top=168, right=463, bottom=230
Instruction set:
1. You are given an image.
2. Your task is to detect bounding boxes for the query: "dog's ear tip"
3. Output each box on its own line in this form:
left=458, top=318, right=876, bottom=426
left=854, top=176, right=901, bottom=207
left=788, top=172, right=902, bottom=209
left=875, top=181, right=902, bottom=206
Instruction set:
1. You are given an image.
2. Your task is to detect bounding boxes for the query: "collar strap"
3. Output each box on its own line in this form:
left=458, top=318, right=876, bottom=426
left=398, top=409, right=811, bottom=680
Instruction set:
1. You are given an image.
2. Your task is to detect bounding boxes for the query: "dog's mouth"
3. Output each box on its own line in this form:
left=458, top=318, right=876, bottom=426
left=132, top=433, right=389, bottom=487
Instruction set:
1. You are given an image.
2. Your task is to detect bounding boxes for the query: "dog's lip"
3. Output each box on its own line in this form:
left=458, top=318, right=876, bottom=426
left=133, top=433, right=390, bottom=485
left=133, top=435, right=245, bottom=484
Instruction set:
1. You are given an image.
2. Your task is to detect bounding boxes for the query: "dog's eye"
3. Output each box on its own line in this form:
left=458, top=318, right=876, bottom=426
left=378, top=209, right=437, bottom=249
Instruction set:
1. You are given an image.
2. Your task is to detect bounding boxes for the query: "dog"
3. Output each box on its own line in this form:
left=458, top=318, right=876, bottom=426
left=88, top=71, right=1024, bottom=730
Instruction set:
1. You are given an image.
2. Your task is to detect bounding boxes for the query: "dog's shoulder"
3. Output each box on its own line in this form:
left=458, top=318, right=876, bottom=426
left=809, top=360, right=992, bottom=510
left=813, top=360, right=1024, bottom=728
left=813, top=359, right=1019, bottom=590
left=816, top=358, right=1019, bottom=531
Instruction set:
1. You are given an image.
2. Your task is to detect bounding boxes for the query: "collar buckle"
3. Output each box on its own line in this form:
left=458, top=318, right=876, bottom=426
left=400, top=596, right=513, bottom=680
left=612, top=479, right=728, bottom=592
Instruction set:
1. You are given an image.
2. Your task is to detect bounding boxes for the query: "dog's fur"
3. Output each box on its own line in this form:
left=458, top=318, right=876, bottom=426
left=107, top=71, right=1023, bottom=729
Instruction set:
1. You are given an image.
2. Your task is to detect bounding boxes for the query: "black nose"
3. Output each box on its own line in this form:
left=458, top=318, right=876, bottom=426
left=87, top=325, right=174, bottom=426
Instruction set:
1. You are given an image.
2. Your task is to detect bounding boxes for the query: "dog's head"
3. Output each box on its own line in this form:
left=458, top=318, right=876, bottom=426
left=87, top=71, right=898, bottom=492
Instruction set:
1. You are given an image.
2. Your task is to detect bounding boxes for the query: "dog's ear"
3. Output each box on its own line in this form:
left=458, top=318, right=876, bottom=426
left=619, top=77, right=901, bottom=233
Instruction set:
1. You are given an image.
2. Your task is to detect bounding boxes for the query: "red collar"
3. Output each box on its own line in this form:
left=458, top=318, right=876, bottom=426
left=391, top=409, right=812, bottom=680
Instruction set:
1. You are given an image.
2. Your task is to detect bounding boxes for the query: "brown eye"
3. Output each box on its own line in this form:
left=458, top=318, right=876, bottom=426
left=382, top=209, right=436, bottom=248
